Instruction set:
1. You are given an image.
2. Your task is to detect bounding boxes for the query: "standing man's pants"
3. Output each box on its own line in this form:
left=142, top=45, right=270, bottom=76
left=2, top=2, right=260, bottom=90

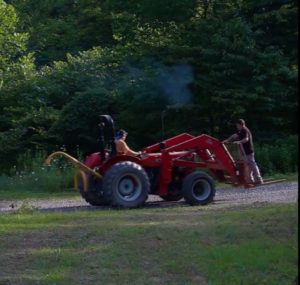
left=245, top=153, right=263, bottom=183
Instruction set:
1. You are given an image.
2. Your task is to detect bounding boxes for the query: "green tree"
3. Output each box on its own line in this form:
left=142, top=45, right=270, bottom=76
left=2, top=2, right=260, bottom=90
left=0, top=0, right=39, bottom=170
left=0, top=0, right=297, bottom=173
left=9, top=0, right=116, bottom=65
left=241, top=0, right=298, bottom=134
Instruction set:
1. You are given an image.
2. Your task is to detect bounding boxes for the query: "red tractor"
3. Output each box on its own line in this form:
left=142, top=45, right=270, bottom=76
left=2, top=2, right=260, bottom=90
left=45, top=115, right=281, bottom=208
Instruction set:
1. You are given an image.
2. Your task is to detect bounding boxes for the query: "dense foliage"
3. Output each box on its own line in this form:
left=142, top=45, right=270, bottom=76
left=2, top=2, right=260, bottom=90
left=0, top=0, right=298, bottom=173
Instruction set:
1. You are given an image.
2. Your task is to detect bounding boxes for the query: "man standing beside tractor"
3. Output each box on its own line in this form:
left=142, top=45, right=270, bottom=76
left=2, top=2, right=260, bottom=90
left=223, top=119, right=264, bottom=185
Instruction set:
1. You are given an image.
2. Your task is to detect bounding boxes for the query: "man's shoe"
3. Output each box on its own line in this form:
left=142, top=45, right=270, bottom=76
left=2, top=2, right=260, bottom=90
left=254, top=179, right=264, bottom=185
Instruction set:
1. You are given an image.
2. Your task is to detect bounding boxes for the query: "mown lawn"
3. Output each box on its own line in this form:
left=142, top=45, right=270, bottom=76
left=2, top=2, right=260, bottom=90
left=0, top=203, right=298, bottom=285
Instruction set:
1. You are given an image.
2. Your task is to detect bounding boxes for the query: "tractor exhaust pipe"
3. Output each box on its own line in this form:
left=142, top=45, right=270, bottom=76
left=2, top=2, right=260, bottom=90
left=161, top=110, right=166, bottom=141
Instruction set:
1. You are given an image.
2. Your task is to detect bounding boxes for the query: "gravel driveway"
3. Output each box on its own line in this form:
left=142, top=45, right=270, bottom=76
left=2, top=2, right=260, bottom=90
left=0, top=181, right=298, bottom=213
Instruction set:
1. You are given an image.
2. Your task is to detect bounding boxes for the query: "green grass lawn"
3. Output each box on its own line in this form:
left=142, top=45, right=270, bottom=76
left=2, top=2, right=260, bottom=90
left=0, top=203, right=297, bottom=285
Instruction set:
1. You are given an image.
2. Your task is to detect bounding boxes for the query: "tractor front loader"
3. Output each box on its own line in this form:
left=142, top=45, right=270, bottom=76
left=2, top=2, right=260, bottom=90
left=45, top=115, right=284, bottom=208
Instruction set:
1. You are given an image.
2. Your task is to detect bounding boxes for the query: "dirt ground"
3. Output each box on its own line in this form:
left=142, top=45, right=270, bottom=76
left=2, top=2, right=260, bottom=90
left=0, top=181, right=297, bottom=213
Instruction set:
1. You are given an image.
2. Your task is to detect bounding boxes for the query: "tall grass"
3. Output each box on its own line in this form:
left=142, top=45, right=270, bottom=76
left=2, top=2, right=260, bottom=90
left=0, top=150, right=75, bottom=195
left=256, top=135, right=298, bottom=175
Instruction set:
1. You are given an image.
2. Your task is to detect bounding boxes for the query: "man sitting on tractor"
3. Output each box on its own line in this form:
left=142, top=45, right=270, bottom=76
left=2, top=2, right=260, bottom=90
left=115, top=129, right=141, bottom=156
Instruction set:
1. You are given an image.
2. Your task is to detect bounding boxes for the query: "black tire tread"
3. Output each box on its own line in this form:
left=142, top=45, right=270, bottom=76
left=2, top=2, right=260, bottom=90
left=182, top=171, right=215, bottom=205
left=103, top=161, right=150, bottom=208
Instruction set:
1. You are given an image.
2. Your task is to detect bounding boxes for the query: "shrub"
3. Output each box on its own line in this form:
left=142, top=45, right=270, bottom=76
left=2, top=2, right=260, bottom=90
left=255, top=135, right=298, bottom=175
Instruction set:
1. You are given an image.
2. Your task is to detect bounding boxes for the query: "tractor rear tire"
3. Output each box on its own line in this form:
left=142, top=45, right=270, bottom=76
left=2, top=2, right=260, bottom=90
left=182, top=171, right=215, bottom=205
left=103, top=161, right=150, bottom=208
left=78, top=172, right=110, bottom=206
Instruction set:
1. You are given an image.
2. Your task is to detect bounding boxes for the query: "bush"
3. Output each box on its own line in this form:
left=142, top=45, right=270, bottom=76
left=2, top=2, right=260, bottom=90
left=255, top=135, right=298, bottom=175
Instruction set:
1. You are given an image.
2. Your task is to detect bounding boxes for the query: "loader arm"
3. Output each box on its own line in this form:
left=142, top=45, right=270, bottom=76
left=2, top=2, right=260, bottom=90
left=143, top=133, right=194, bottom=153
left=163, top=134, right=238, bottom=182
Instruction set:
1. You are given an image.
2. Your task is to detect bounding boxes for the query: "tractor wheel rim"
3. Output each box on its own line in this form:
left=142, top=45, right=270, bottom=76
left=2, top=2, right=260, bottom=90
left=116, top=174, right=142, bottom=201
left=191, top=179, right=211, bottom=201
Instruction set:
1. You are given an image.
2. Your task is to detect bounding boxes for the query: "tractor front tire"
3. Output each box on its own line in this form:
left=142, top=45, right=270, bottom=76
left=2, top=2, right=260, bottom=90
left=182, top=171, right=215, bottom=205
left=103, top=161, right=150, bottom=208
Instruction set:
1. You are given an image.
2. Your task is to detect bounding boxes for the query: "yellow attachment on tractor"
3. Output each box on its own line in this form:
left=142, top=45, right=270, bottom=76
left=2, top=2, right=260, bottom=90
left=44, top=151, right=103, bottom=193
left=74, top=170, right=89, bottom=192
left=44, top=151, right=102, bottom=178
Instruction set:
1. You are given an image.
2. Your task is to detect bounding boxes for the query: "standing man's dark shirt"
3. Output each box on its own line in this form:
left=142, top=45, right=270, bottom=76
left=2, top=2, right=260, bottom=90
left=237, top=127, right=254, bottom=155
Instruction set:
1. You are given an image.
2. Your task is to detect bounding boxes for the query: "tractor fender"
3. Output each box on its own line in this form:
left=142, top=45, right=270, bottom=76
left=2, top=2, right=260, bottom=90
left=84, top=152, right=102, bottom=169
left=99, top=155, right=142, bottom=175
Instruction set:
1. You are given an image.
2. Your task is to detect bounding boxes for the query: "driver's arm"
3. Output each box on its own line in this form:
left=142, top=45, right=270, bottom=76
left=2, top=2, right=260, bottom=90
left=116, top=140, right=140, bottom=156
